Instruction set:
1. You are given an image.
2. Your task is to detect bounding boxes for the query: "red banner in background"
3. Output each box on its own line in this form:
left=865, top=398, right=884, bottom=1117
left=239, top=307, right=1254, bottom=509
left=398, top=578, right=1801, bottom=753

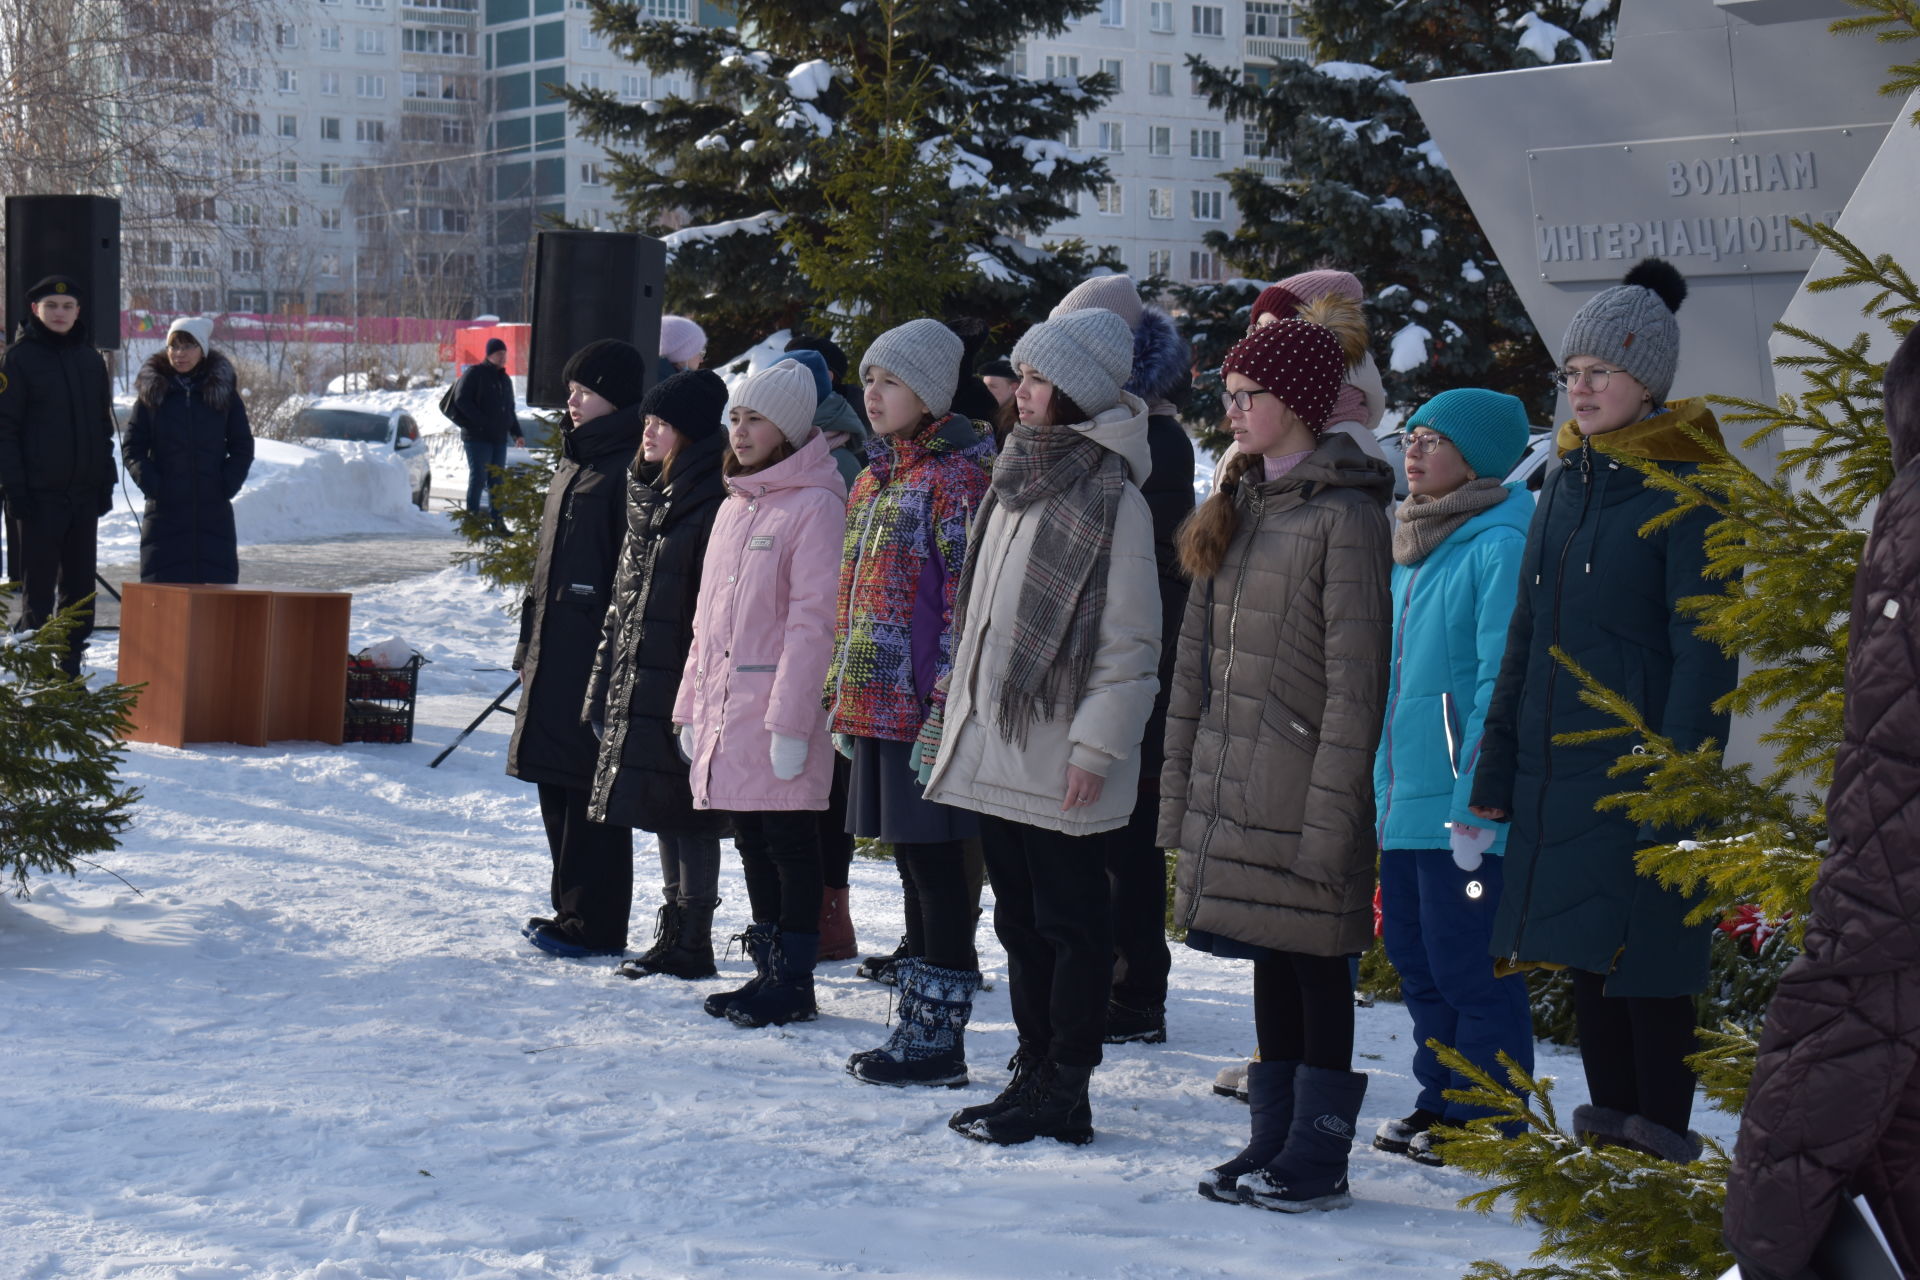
left=450, top=324, right=530, bottom=376
left=122, top=311, right=493, bottom=347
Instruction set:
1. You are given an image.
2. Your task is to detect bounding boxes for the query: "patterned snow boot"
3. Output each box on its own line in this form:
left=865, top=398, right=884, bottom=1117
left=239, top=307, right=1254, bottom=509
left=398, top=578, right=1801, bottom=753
left=848, top=959, right=981, bottom=1088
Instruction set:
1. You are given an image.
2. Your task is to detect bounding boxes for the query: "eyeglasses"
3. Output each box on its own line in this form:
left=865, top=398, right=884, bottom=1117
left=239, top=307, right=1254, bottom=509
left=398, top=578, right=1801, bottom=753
left=1552, top=366, right=1627, bottom=393
left=1396, top=431, right=1452, bottom=458
left=1220, top=388, right=1273, bottom=413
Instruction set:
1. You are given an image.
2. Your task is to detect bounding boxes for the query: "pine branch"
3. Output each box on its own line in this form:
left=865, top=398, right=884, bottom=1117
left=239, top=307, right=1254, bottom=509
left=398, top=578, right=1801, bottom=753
left=1831, top=1, right=1920, bottom=122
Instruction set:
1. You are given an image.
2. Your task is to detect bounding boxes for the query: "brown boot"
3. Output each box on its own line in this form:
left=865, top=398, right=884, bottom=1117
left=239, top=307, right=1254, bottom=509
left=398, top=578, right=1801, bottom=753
left=817, top=884, right=857, bottom=962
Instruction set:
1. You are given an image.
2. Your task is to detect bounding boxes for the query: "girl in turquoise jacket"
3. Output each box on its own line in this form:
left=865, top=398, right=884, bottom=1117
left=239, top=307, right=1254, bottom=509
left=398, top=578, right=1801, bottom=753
left=1369, top=388, right=1536, bottom=1165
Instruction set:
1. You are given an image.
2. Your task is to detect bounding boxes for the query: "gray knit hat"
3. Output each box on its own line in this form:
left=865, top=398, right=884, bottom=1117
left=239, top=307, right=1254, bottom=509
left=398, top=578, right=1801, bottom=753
left=1011, top=309, right=1135, bottom=420
left=728, top=360, right=819, bottom=448
left=859, top=319, right=964, bottom=418
left=1559, top=259, right=1688, bottom=405
left=1050, top=273, right=1145, bottom=332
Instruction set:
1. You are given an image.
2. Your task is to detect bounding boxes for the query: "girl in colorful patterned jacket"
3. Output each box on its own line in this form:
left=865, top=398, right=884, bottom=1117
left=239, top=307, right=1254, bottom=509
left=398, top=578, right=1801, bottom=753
left=825, top=319, right=995, bottom=1089
left=672, top=361, right=848, bottom=1031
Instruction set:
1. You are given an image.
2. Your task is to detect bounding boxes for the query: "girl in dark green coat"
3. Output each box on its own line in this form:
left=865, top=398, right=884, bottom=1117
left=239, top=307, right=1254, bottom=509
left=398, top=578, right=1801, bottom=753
left=1470, top=260, right=1737, bottom=1164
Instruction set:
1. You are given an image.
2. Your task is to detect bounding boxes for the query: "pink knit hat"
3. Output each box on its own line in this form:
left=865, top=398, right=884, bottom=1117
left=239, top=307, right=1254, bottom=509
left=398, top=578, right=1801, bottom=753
left=1277, top=269, right=1364, bottom=304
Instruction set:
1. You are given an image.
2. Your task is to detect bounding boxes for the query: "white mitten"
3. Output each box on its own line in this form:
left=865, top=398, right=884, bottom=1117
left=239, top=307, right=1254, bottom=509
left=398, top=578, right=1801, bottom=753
left=770, top=731, right=809, bottom=781
left=1450, top=823, right=1496, bottom=872
left=676, top=726, right=694, bottom=763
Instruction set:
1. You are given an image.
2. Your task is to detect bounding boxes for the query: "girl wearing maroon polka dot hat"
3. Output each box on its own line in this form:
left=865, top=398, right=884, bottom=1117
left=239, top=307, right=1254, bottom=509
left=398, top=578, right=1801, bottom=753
left=1161, top=306, right=1396, bottom=1214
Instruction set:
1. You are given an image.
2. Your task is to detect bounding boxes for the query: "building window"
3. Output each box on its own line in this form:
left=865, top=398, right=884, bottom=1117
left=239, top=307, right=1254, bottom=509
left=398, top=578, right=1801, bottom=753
left=356, top=74, right=385, bottom=98
left=1095, top=183, right=1123, bottom=215
left=356, top=0, right=385, bottom=8
left=1099, top=57, right=1124, bottom=89
left=1097, top=120, right=1123, bottom=153
left=232, top=248, right=260, bottom=271
left=402, top=28, right=472, bottom=55
left=234, top=66, right=263, bottom=90
left=277, top=69, right=298, bottom=93
left=279, top=205, right=300, bottom=228
left=1146, top=250, right=1172, bottom=277
left=1148, top=0, right=1173, bottom=32
left=1148, top=125, right=1171, bottom=156
left=319, top=25, right=339, bottom=49
left=1147, top=186, right=1173, bottom=218
left=277, top=21, right=299, bottom=47
left=233, top=18, right=260, bottom=42
left=1043, top=54, right=1080, bottom=79
left=644, top=0, right=690, bottom=18
left=320, top=72, right=340, bottom=95
left=232, top=204, right=261, bottom=228
left=1190, top=128, right=1221, bottom=160
left=320, top=116, right=342, bottom=140
left=1148, top=62, right=1171, bottom=95
left=278, top=160, right=299, bottom=182
left=577, top=70, right=602, bottom=90
left=1193, top=5, right=1223, bottom=36
left=356, top=118, right=386, bottom=143
left=580, top=161, right=603, bottom=185
left=319, top=162, right=342, bottom=185
left=231, top=111, right=260, bottom=136
left=1190, top=250, right=1222, bottom=281
left=579, top=24, right=603, bottom=49
left=319, top=208, right=343, bottom=230
left=233, top=158, right=262, bottom=182
left=319, top=253, right=342, bottom=277
left=1099, top=0, right=1123, bottom=25
left=619, top=72, right=646, bottom=98
left=278, top=113, right=299, bottom=138
left=1191, top=189, right=1224, bottom=220
left=1190, top=71, right=1209, bottom=96
left=356, top=28, right=386, bottom=53
left=182, top=248, right=206, bottom=269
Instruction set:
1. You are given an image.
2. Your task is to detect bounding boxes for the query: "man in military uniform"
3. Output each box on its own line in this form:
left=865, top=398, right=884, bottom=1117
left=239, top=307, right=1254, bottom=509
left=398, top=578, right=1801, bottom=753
left=0, top=275, right=117, bottom=676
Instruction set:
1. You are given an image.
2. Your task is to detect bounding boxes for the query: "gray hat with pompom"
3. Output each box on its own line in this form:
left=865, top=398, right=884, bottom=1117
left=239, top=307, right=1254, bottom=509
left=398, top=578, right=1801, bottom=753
left=1559, top=258, right=1688, bottom=405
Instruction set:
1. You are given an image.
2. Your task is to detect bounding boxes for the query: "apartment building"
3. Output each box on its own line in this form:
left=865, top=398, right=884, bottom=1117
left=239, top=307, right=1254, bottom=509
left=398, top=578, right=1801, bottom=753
left=1018, top=0, right=1309, bottom=288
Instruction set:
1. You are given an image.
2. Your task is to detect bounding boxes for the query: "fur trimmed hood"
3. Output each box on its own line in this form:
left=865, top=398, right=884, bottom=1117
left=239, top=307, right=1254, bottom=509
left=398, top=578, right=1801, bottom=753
left=136, top=348, right=237, bottom=412
left=1125, top=305, right=1191, bottom=407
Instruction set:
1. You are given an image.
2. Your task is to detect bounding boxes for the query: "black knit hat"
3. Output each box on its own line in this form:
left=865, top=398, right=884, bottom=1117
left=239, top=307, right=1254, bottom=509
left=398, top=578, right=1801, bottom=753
left=485, top=337, right=507, bottom=357
left=561, top=338, right=646, bottom=411
left=785, top=335, right=848, bottom=382
left=26, top=275, right=81, bottom=305
left=639, top=369, right=729, bottom=441
left=978, top=355, right=1017, bottom=380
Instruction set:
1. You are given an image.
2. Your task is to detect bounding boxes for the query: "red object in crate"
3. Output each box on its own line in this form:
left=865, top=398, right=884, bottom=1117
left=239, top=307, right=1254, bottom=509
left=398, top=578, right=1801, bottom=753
left=343, top=652, right=424, bottom=744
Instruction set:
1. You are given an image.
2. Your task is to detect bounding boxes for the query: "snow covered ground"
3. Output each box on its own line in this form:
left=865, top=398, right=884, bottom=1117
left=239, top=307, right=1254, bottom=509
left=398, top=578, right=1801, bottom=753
left=1, top=567, right=1737, bottom=1279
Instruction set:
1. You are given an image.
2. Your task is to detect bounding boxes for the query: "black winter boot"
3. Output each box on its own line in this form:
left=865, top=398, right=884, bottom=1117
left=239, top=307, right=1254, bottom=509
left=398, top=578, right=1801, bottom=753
left=703, top=922, right=776, bottom=1017
left=616, top=904, right=681, bottom=978
left=623, top=899, right=719, bottom=979
left=726, top=931, right=820, bottom=1028
left=1238, top=1065, right=1368, bottom=1213
left=849, top=959, right=981, bottom=1088
left=956, top=1059, right=1095, bottom=1146
left=948, top=1048, right=1041, bottom=1131
left=1198, top=1059, right=1299, bottom=1202
left=856, top=935, right=914, bottom=985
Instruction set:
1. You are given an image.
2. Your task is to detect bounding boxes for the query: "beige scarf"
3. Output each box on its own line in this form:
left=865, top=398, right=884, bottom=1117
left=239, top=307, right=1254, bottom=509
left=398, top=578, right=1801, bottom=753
left=1393, top=478, right=1510, bottom=566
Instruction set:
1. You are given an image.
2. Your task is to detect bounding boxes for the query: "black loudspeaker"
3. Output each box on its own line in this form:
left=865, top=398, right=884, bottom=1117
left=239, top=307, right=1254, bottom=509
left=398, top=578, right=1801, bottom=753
left=5, top=195, right=122, bottom=350
left=526, top=231, right=665, bottom=409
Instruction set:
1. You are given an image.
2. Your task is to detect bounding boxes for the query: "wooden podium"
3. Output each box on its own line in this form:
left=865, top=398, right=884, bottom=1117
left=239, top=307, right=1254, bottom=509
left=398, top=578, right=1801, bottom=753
left=117, top=584, right=352, bottom=747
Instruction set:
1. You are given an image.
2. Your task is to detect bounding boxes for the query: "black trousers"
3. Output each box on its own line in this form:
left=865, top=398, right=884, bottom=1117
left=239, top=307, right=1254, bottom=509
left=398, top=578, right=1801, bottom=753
left=729, top=810, right=823, bottom=934
left=1103, top=792, right=1171, bottom=1013
left=1253, top=950, right=1355, bottom=1071
left=13, top=493, right=98, bottom=674
left=978, top=813, right=1113, bottom=1069
left=894, top=840, right=976, bottom=970
left=1570, top=969, right=1698, bottom=1134
left=538, top=782, right=634, bottom=949
left=656, top=833, right=722, bottom=907
left=817, top=752, right=854, bottom=890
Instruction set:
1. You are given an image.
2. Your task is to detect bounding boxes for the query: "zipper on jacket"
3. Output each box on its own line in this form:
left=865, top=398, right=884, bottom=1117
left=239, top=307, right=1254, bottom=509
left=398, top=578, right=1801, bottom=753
left=1184, top=495, right=1263, bottom=931
left=1375, top=561, right=1427, bottom=847
left=824, top=473, right=891, bottom=730
left=1509, top=438, right=1594, bottom=963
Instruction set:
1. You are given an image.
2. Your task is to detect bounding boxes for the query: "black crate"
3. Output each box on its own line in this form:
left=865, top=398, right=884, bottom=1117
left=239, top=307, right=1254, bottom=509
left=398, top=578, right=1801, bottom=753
left=344, top=653, right=423, bottom=744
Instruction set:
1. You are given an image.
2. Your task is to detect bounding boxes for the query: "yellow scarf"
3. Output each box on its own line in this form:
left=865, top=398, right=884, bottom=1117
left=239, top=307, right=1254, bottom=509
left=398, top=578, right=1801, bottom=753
left=1554, top=396, right=1725, bottom=463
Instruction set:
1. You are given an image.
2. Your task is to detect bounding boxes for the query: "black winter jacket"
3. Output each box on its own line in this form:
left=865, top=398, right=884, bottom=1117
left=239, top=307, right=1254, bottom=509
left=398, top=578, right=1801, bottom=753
left=507, top=404, right=641, bottom=791
left=1139, top=410, right=1195, bottom=787
left=450, top=360, right=517, bottom=446
left=0, top=316, right=116, bottom=507
left=582, top=430, right=731, bottom=835
left=123, top=350, right=254, bottom=584
left=1470, top=401, right=1738, bottom=997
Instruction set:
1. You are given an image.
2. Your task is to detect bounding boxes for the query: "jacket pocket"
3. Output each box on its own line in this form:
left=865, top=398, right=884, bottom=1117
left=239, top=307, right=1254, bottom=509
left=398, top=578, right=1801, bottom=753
left=1242, top=696, right=1315, bottom=834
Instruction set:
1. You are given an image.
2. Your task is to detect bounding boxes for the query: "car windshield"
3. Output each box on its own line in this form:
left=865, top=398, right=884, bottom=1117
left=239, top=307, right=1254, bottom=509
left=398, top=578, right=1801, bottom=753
left=295, top=407, right=389, bottom=443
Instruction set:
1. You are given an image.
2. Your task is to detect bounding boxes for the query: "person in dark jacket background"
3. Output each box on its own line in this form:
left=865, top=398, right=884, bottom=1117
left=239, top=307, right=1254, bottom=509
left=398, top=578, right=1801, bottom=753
left=510, top=339, right=645, bottom=959
left=0, top=274, right=117, bottom=676
left=122, top=316, right=254, bottom=585
left=449, top=337, right=523, bottom=518
left=786, top=334, right=870, bottom=435
left=1723, top=326, right=1920, bottom=1280
left=583, top=369, right=734, bottom=981
left=946, top=316, right=1002, bottom=427
left=1469, top=259, right=1738, bottom=1164
left=1049, top=271, right=1195, bottom=1045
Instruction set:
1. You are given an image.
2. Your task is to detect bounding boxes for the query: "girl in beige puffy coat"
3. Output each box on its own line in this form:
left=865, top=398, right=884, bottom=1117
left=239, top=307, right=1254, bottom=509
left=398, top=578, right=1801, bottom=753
left=924, top=308, right=1162, bottom=1148
left=1161, top=309, right=1393, bottom=1215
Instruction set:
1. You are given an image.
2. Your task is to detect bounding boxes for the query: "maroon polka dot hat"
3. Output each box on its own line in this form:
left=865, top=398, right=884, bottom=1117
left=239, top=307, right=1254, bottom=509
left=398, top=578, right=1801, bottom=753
left=1220, top=317, right=1347, bottom=430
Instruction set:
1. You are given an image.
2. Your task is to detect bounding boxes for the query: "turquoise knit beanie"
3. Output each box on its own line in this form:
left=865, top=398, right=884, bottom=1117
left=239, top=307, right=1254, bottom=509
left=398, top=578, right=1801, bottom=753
left=1406, top=388, right=1532, bottom=480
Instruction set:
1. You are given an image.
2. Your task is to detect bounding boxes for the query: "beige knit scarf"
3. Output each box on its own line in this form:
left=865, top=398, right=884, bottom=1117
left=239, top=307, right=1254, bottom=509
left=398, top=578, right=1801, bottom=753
left=1393, top=478, right=1510, bottom=566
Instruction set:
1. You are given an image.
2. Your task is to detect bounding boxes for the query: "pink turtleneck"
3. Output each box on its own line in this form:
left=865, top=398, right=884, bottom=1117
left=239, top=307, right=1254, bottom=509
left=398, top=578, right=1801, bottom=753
left=1262, top=449, right=1315, bottom=483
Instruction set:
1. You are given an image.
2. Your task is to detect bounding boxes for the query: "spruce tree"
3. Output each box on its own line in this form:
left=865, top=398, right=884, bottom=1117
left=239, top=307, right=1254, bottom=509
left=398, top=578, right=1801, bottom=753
left=562, top=0, right=1125, bottom=358
left=450, top=411, right=566, bottom=603
left=1174, top=1, right=1618, bottom=442
left=1, top=600, right=141, bottom=894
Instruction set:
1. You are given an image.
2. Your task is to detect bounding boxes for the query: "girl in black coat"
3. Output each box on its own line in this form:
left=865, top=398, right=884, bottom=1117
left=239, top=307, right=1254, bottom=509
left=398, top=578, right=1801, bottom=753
left=510, top=340, right=645, bottom=959
left=121, top=319, right=254, bottom=585
left=583, top=370, right=734, bottom=979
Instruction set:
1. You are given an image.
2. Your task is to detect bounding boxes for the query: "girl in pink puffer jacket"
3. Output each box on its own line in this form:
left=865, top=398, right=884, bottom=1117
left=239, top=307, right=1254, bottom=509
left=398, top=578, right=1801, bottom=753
left=673, top=359, right=848, bottom=1030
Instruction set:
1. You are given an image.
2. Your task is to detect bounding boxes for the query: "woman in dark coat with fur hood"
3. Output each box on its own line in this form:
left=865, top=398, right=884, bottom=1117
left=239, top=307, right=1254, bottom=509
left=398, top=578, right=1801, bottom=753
left=1049, top=272, right=1195, bottom=1043
left=122, top=317, right=254, bottom=584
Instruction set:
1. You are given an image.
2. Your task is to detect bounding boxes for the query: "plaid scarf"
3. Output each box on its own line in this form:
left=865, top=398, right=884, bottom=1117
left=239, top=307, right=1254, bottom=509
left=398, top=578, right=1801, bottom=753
left=952, top=419, right=1127, bottom=747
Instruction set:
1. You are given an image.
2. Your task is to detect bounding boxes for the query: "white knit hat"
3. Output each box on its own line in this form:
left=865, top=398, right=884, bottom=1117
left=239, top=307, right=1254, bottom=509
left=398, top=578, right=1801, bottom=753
left=1011, top=309, right=1135, bottom=420
left=659, top=315, right=706, bottom=366
left=858, top=318, right=964, bottom=418
left=166, top=315, right=215, bottom=352
left=728, top=360, right=819, bottom=448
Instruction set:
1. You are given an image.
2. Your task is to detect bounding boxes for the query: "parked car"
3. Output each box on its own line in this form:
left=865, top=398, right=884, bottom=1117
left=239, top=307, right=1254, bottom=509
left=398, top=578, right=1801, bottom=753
left=293, top=401, right=433, bottom=509
left=425, top=409, right=558, bottom=509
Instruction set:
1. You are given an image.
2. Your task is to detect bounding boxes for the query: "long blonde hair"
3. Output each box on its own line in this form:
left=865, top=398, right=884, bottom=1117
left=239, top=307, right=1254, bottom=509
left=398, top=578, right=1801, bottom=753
left=1177, top=449, right=1262, bottom=580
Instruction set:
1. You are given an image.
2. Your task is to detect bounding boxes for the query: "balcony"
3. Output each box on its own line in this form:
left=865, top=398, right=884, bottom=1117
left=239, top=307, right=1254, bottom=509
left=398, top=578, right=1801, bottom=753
left=1244, top=36, right=1311, bottom=63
